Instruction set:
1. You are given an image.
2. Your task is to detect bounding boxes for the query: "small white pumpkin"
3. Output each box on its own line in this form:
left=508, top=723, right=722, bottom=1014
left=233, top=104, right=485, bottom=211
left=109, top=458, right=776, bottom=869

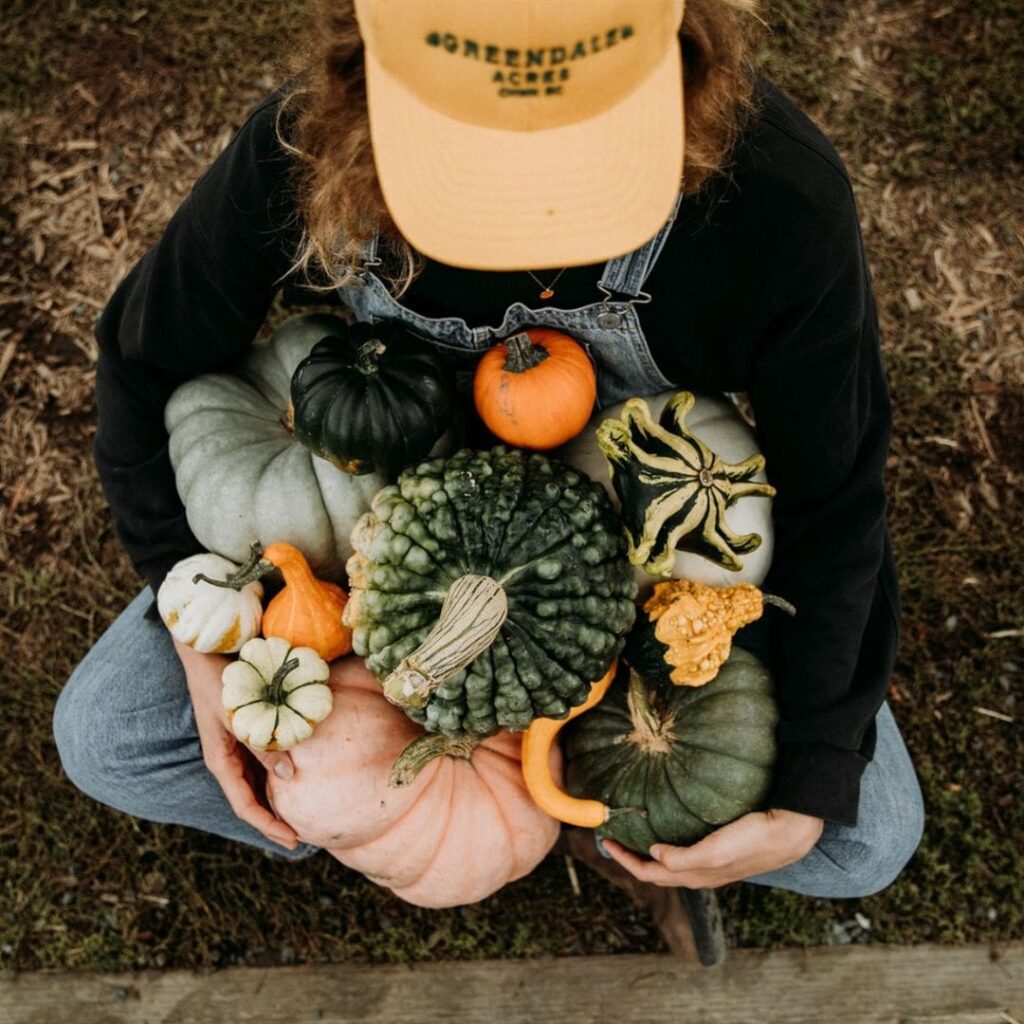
left=157, top=553, right=263, bottom=653
left=222, top=637, right=333, bottom=752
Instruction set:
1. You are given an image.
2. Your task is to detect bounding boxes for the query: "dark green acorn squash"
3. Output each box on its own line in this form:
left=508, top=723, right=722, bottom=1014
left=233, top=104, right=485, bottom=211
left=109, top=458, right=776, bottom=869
left=344, top=447, right=638, bottom=737
left=564, top=633, right=778, bottom=854
left=290, top=320, right=454, bottom=476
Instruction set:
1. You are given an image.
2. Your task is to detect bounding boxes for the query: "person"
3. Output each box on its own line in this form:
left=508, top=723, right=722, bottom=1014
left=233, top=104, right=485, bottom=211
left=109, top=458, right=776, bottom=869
left=54, top=0, right=924, bottom=899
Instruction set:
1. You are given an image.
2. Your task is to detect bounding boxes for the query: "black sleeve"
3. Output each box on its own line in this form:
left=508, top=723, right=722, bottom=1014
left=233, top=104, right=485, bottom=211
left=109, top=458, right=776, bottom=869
left=737, top=178, right=899, bottom=827
left=93, top=86, right=300, bottom=599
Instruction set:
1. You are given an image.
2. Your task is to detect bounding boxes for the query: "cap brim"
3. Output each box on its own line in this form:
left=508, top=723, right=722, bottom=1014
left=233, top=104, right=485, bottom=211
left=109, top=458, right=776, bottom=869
left=363, top=37, right=684, bottom=271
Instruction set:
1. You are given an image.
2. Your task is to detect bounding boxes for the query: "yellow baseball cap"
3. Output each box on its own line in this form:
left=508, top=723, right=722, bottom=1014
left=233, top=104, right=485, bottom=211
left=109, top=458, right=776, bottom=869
left=353, top=0, right=686, bottom=271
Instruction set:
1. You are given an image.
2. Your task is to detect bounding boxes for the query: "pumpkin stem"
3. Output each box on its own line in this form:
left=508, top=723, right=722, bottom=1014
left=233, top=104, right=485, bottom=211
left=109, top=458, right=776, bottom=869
left=388, top=733, right=478, bottom=787
left=382, top=574, right=509, bottom=710
left=267, top=656, right=300, bottom=706
left=503, top=332, right=549, bottom=373
left=356, top=339, right=386, bottom=375
left=763, top=593, right=797, bottom=616
left=625, top=669, right=675, bottom=754
left=282, top=401, right=295, bottom=433
left=193, top=542, right=272, bottom=590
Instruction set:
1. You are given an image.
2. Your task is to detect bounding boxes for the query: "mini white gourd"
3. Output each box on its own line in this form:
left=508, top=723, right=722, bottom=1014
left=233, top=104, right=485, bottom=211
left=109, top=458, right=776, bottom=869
left=157, top=553, right=263, bottom=653
left=222, top=637, right=333, bottom=751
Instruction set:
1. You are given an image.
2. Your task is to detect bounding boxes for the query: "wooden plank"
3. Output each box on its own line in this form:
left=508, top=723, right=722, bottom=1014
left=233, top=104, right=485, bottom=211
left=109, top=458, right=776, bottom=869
left=1, top=943, right=1021, bottom=1024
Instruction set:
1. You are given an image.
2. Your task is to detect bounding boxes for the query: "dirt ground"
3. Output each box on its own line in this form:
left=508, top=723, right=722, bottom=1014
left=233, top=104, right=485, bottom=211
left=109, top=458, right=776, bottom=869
left=1, top=0, right=1021, bottom=970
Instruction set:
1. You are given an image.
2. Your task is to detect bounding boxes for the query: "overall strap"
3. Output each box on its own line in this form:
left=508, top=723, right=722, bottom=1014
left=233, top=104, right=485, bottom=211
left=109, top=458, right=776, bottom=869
left=359, top=233, right=382, bottom=267
left=597, top=189, right=685, bottom=301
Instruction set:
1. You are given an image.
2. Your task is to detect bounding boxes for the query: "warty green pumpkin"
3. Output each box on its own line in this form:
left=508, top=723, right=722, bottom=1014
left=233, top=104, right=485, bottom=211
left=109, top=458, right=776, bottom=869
left=344, top=446, right=638, bottom=738
left=564, top=637, right=778, bottom=854
left=165, top=314, right=387, bottom=578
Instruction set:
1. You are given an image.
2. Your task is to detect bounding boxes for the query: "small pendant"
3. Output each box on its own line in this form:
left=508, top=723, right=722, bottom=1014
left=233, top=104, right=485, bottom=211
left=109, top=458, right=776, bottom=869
left=539, top=288, right=554, bottom=300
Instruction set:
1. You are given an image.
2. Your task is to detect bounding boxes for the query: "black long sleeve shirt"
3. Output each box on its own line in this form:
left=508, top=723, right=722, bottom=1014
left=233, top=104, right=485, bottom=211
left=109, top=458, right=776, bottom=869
left=93, top=71, right=901, bottom=827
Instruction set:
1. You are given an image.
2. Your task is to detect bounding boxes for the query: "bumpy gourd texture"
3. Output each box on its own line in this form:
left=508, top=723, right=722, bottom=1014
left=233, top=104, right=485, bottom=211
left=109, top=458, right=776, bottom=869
left=346, top=448, right=638, bottom=737
left=563, top=649, right=778, bottom=853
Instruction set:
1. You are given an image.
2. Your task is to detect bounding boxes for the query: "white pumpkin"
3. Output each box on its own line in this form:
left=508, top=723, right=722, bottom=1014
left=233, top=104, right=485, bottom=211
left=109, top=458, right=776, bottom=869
left=164, top=314, right=387, bottom=579
left=559, top=391, right=774, bottom=592
left=221, top=637, right=333, bottom=752
left=157, top=552, right=263, bottom=653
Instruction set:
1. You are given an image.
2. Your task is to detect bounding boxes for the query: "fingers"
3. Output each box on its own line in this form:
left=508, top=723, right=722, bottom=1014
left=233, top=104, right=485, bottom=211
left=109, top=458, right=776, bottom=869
left=250, top=748, right=295, bottom=782
left=204, top=736, right=298, bottom=850
left=601, top=810, right=822, bottom=888
left=601, top=840, right=688, bottom=886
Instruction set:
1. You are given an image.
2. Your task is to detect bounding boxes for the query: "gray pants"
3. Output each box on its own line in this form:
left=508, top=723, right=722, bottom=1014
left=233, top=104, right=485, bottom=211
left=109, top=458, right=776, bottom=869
left=53, top=588, right=925, bottom=897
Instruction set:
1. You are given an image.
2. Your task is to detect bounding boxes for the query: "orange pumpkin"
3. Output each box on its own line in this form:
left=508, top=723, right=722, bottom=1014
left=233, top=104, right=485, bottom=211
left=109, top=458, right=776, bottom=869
left=267, top=657, right=562, bottom=908
left=473, top=327, right=597, bottom=449
left=195, top=541, right=352, bottom=661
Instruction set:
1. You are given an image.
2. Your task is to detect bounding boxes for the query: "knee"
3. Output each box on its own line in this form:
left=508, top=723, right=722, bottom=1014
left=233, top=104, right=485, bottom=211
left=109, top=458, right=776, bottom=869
left=820, top=787, right=926, bottom=899
left=53, top=656, right=174, bottom=812
left=53, top=662, right=122, bottom=804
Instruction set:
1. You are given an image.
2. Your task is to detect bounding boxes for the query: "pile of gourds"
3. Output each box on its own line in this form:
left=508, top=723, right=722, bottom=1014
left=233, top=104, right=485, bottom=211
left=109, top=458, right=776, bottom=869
left=159, top=313, right=790, bottom=905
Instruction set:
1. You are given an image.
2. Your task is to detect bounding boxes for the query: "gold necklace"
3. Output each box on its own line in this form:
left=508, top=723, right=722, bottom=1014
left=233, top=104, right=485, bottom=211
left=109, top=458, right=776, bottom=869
left=524, top=267, right=568, bottom=300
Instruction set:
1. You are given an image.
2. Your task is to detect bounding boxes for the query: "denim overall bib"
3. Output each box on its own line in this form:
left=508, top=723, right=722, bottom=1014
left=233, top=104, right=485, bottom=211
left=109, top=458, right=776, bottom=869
left=334, top=192, right=686, bottom=409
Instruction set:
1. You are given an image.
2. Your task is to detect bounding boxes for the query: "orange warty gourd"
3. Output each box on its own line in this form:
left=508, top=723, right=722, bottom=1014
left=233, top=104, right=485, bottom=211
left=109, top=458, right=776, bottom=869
left=473, top=328, right=597, bottom=449
left=644, top=578, right=795, bottom=686
left=195, top=541, right=352, bottom=662
left=267, top=657, right=562, bottom=908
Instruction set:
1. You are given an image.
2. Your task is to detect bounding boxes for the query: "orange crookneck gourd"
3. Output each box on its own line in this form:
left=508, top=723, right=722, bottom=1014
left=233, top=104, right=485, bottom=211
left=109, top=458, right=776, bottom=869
left=195, top=541, right=352, bottom=661
left=520, top=662, right=642, bottom=829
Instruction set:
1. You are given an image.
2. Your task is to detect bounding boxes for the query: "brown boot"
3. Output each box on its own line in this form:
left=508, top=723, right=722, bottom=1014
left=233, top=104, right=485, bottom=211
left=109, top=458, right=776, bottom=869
left=555, top=826, right=724, bottom=964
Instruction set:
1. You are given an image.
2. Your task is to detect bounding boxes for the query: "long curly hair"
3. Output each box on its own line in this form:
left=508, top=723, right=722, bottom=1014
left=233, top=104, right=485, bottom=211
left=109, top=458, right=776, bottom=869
left=275, top=0, right=767, bottom=298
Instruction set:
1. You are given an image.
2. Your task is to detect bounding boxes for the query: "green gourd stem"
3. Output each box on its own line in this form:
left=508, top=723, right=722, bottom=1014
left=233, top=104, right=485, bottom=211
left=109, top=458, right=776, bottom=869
left=388, top=733, right=478, bottom=788
left=763, top=593, right=797, bottom=617
left=193, top=542, right=271, bottom=590
left=625, top=669, right=674, bottom=755
left=504, top=332, right=549, bottom=373
left=606, top=806, right=648, bottom=821
left=356, top=339, right=386, bottom=375
left=267, top=656, right=300, bottom=706
left=382, top=574, right=509, bottom=710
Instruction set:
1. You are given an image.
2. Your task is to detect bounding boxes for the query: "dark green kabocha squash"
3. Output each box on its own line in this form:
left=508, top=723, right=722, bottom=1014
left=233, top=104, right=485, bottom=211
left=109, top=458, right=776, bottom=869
left=290, top=319, right=454, bottom=476
left=344, top=447, right=638, bottom=737
left=563, top=616, right=778, bottom=854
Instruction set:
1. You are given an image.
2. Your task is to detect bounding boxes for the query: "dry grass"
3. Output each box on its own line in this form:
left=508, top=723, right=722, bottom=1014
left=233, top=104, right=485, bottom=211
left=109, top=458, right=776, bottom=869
left=1, top=0, right=1021, bottom=970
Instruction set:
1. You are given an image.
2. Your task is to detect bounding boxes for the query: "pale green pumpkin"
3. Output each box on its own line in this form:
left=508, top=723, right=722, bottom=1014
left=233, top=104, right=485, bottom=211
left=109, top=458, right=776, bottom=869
left=164, top=314, right=388, bottom=578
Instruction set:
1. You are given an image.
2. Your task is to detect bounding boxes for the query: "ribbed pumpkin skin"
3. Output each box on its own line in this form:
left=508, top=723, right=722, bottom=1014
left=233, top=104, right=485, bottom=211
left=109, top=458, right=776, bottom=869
left=268, top=657, right=561, bottom=908
left=291, top=321, right=454, bottom=477
left=473, top=329, right=597, bottom=450
left=345, top=447, right=638, bottom=737
left=165, top=314, right=386, bottom=578
left=563, top=648, right=778, bottom=854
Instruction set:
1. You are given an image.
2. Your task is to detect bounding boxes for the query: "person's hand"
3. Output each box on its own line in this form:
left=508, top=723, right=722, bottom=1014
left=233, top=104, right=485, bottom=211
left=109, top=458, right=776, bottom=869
left=600, top=808, right=824, bottom=888
left=174, top=638, right=299, bottom=851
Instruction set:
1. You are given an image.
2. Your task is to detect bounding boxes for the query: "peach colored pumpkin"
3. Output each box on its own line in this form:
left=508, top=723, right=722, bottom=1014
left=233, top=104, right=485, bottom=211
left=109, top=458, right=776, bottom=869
left=267, top=656, right=562, bottom=908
